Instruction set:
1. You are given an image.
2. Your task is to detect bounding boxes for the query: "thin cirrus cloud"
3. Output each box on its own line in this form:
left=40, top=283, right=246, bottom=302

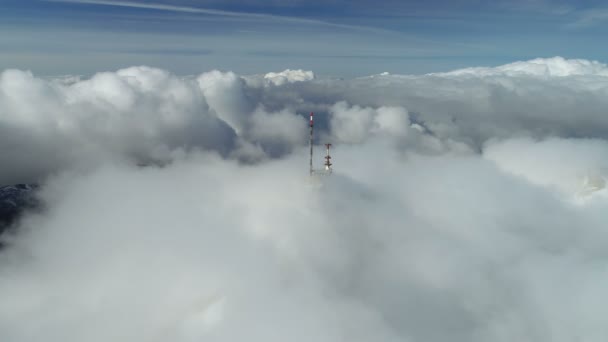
left=44, top=0, right=394, bottom=33
left=567, top=8, right=608, bottom=27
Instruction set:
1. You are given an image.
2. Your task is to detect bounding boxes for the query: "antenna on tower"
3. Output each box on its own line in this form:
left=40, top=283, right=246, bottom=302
left=309, top=112, right=314, bottom=176
left=308, top=112, right=334, bottom=177
left=324, top=143, right=332, bottom=173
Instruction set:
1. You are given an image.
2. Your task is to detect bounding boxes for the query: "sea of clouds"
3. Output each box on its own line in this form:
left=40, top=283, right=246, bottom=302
left=2, top=56, right=608, bottom=341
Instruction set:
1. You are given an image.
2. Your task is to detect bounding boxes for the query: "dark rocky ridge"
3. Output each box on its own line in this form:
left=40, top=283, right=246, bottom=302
left=0, top=184, right=38, bottom=238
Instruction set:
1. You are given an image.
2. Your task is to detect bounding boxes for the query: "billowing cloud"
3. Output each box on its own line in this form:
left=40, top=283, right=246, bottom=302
left=328, top=101, right=411, bottom=143
left=0, top=67, right=308, bottom=184
left=2, top=57, right=608, bottom=341
left=484, top=137, right=608, bottom=196
left=264, top=69, right=315, bottom=86
left=432, top=56, right=608, bottom=77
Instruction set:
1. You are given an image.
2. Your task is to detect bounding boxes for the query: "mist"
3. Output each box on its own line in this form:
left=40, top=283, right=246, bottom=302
left=2, top=57, right=608, bottom=341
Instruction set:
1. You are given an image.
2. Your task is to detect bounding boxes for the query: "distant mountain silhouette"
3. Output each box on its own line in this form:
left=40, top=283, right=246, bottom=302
left=0, top=184, right=38, bottom=242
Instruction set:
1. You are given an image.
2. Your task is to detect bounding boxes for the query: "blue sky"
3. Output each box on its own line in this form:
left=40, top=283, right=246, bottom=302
left=2, top=0, right=608, bottom=76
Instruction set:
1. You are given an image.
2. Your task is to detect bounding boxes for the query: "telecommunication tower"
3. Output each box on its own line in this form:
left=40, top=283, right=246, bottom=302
left=324, top=144, right=332, bottom=173
left=309, top=112, right=314, bottom=176
left=308, top=112, right=334, bottom=176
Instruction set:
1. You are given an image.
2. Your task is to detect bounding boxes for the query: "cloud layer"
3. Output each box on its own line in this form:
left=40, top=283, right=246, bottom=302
left=2, top=57, right=608, bottom=341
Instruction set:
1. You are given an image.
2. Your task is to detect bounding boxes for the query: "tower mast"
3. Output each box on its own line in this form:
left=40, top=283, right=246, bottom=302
left=324, top=143, right=332, bottom=173
left=309, top=112, right=314, bottom=176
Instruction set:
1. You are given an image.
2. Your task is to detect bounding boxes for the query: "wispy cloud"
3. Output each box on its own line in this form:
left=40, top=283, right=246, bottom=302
left=568, top=8, right=608, bottom=28
left=45, top=0, right=393, bottom=34
left=498, top=0, right=574, bottom=16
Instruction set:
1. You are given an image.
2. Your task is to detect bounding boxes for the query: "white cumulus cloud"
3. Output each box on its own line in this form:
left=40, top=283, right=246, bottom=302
left=431, top=56, right=608, bottom=77
left=264, top=69, right=315, bottom=86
